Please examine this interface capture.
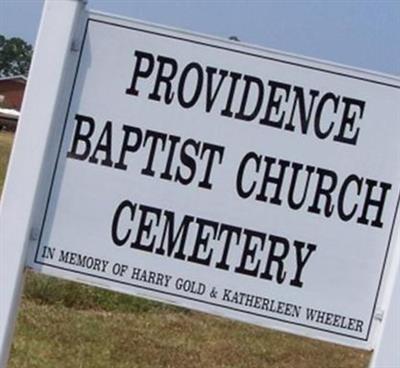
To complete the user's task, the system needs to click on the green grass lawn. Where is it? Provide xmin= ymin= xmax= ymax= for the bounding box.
xmin=0 ymin=130 xmax=14 ymax=195
xmin=1 ymin=131 xmax=370 ymax=367
xmin=10 ymin=279 xmax=370 ymax=368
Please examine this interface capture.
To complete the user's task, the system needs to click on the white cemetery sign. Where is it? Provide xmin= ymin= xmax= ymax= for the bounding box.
xmin=1 ymin=1 xmax=399 ymax=366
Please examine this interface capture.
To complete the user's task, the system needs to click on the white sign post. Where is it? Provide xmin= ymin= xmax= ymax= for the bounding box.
xmin=370 ymin=228 xmax=400 ymax=368
xmin=1 ymin=1 xmax=399 ymax=366
xmin=0 ymin=1 xmax=87 ymax=366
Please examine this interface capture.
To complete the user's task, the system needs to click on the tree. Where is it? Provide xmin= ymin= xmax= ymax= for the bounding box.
xmin=0 ymin=35 xmax=33 ymax=77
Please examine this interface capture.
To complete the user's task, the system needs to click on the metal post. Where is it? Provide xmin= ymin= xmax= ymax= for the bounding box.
xmin=0 ymin=1 xmax=87 ymax=366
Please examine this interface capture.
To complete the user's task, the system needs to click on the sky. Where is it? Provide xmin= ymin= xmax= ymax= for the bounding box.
xmin=0 ymin=0 xmax=399 ymax=76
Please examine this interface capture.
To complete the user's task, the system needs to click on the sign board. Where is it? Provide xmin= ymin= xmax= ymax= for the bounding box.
xmin=17 ymin=10 xmax=400 ymax=351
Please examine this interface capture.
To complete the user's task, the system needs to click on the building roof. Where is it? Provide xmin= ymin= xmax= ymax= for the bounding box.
xmin=0 ymin=75 xmax=27 ymax=84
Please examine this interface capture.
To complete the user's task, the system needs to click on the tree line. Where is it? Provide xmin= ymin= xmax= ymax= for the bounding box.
xmin=0 ymin=35 xmax=32 ymax=78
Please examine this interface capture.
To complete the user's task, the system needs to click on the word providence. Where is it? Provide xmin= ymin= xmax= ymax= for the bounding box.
xmin=126 ymin=50 xmax=365 ymax=146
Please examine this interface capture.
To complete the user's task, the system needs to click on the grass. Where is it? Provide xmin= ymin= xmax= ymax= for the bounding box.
xmin=0 ymin=130 xmax=14 ymax=195
xmin=23 ymin=272 xmax=172 ymax=314
xmin=1 ymin=131 xmax=371 ymax=367
xmin=9 ymin=290 xmax=370 ymax=368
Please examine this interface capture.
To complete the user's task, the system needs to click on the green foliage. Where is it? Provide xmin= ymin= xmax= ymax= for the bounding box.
xmin=0 ymin=35 xmax=32 ymax=77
